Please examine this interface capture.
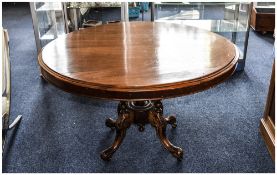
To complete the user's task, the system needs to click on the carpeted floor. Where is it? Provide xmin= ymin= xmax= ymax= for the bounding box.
xmin=2 ymin=3 xmax=275 ymax=173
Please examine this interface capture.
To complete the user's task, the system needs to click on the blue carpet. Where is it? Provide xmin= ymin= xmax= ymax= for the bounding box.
xmin=2 ymin=2 xmax=275 ymax=173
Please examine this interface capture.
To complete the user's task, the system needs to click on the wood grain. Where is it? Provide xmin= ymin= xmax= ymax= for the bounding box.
xmin=38 ymin=22 xmax=239 ymax=100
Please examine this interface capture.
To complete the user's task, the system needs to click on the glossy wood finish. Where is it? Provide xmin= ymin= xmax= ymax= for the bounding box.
xmin=38 ymin=22 xmax=239 ymax=100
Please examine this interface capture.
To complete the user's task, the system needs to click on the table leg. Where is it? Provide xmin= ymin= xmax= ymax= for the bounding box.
xmin=100 ymin=100 xmax=183 ymax=161
xmin=101 ymin=102 xmax=132 ymax=161
xmin=149 ymin=101 xmax=183 ymax=160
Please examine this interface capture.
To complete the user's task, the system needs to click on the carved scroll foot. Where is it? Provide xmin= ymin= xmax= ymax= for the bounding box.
xmin=105 ymin=118 xmax=116 ymax=130
xmin=100 ymin=128 xmax=126 ymax=161
xmin=101 ymin=102 xmax=132 ymax=161
xmin=101 ymin=100 xmax=183 ymax=161
xmin=150 ymin=101 xmax=183 ymax=160
xmin=150 ymin=113 xmax=183 ymax=160
xmin=165 ymin=115 xmax=177 ymax=128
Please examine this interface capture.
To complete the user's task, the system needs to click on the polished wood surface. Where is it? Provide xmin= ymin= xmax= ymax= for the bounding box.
xmin=38 ymin=22 xmax=239 ymax=100
xmin=38 ymin=22 xmax=239 ymax=161
xmin=260 ymin=62 xmax=275 ymax=161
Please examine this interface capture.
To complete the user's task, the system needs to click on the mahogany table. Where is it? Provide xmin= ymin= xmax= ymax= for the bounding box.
xmin=38 ymin=22 xmax=239 ymax=161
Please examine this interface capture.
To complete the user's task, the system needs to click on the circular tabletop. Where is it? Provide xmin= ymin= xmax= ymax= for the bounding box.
xmin=38 ymin=22 xmax=239 ymax=100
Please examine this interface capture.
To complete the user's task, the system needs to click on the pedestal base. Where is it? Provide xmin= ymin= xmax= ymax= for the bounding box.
xmin=100 ymin=100 xmax=183 ymax=161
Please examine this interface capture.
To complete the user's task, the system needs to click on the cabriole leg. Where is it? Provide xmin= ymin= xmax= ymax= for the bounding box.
xmin=101 ymin=100 xmax=183 ymax=161
xmin=149 ymin=101 xmax=183 ymax=160
xmin=101 ymin=102 xmax=132 ymax=161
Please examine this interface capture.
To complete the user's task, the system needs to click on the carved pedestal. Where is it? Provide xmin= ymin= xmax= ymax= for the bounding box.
xmin=100 ymin=100 xmax=183 ymax=161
